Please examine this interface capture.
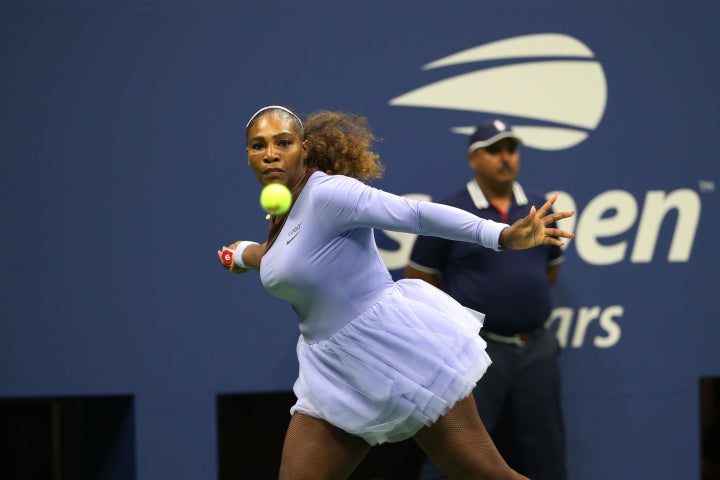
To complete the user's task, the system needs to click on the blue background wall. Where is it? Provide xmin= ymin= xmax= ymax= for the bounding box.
xmin=2 ymin=1 xmax=718 ymax=478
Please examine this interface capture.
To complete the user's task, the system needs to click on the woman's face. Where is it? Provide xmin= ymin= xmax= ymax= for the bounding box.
xmin=246 ymin=113 xmax=307 ymax=187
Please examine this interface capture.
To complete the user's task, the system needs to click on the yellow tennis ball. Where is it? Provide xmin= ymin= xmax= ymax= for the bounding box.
xmin=260 ymin=183 xmax=292 ymax=215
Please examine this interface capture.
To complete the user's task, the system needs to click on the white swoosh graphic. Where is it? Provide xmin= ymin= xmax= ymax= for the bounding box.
xmin=390 ymin=61 xmax=607 ymax=130
xmin=390 ymin=33 xmax=608 ymax=151
xmin=422 ymin=33 xmax=594 ymax=70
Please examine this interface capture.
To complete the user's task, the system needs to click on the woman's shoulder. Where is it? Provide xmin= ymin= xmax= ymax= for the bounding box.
xmin=308 ymin=171 xmax=364 ymax=189
xmin=306 ymin=171 xmax=369 ymax=204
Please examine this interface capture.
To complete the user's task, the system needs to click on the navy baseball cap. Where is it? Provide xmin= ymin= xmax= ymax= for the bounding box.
xmin=468 ymin=119 xmax=523 ymax=153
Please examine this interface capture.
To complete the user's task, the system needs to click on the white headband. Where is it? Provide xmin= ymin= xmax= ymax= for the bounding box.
xmin=245 ymin=105 xmax=303 ymax=129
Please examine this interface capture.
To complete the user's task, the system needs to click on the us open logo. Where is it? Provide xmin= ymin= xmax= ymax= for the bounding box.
xmin=382 ymin=35 xmax=705 ymax=349
xmin=388 ymin=33 xmax=607 ymax=151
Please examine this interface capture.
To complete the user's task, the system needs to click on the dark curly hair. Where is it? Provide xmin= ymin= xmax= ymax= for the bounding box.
xmin=303 ymin=110 xmax=385 ymax=181
xmin=245 ymin=107 xmax=385 ymax=182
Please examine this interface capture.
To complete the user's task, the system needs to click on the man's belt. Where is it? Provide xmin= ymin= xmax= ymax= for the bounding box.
xmin=480 ymin=327 xmax=542 ymax=347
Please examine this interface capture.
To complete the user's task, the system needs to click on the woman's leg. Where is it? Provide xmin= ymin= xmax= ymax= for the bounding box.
xmin=413 ymin=395 xmax=528 ymax=480
xmin=278 ymin=412 xmax=371 ymax=480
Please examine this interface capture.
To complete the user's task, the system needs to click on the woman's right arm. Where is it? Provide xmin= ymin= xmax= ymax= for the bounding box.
xmin=217 ymin=241 xmax=266 ymax=273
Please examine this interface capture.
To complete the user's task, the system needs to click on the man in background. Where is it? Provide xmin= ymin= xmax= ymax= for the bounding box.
xmin=406 ymin=119 xmax=567 ymax=480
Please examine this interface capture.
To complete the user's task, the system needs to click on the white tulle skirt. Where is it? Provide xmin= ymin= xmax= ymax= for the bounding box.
xmin=290 ymin=279 xmax=491 ymax=445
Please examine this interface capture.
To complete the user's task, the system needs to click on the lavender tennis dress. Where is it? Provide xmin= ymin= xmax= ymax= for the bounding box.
xmin=259 ymin=171 xmax=507 ymax=445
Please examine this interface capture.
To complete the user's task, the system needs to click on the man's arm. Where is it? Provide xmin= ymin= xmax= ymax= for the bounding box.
xmin=405 ymin=265 xmax=443 ymax=289
xmin=546 ymin=264 xmax=560 ymax=286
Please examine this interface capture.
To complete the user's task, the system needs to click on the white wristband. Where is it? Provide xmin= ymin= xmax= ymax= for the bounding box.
xmin=233 ymin=241 xmax=259 ymax=269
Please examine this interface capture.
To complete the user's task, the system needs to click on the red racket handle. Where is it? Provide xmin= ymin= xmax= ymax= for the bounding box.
xmin=220 ymin=248 xmax=234 ymax=266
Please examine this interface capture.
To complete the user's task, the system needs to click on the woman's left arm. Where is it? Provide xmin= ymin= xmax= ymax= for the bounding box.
xmin=314 ymin=177 xmax=573 ymax=250
xmin=498 ymin=193 xmax=574 ymax=250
